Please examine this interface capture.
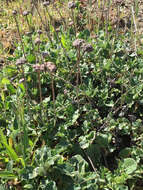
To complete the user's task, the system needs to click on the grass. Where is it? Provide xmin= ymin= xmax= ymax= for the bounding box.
xmin=0 ymin=0 xmax=143 ymax=189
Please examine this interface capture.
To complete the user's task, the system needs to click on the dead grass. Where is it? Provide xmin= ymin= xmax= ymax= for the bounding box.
xmin=0 ymin=0 xmax=68 ymax=57
xmin=1 ymin=0 xmax=143 ymax=58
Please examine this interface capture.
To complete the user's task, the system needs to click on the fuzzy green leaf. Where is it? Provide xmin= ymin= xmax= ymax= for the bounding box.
xmin=122 ymin=158 xmax=137 ymax=174
xmin=0 ymin=129 xmax=18 ymax=161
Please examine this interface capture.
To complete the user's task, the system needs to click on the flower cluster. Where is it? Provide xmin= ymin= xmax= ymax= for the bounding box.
xmin=16 ymin=57 xmax=27 ymax=66
xmin=72 ymin=39 xmax=85 ymax=48
xmin=73 ymin=39 xmax=93 ymax=53
xmin=33 ymin=62 xmax=56 ymax=73
xmin=68 ymin=1 xmax=76 ymax=9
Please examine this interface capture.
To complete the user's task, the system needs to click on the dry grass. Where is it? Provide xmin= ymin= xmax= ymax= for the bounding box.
xmin=1 ymin=0 xmax=143 ymax=58
xmin=0 ymin=0 xmax=68 ymax=57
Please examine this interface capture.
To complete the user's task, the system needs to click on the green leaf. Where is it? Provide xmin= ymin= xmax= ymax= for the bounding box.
xmin=29 ymin=167 xmax=44 ymax=179
xmin=27 ymin=54 xmax=36 ymax=63
xmin=1 ymin=91 xmax=5 ymax=102
xmin=0 ymin=184 xmax=7 ymax=190
xmin=7 ymin=84 xmax=16 ymax=94
xmin=17 ymin=158 xmax=25 ymax=167
xmin=1 ymin=78 xmax=10 ymax=85
xmin=96 ymin=133 xmax=112 ymax=148
xmin=72 ymin=110 xmax=80 ymax=125
xmin=122 ymin=158 xmax=137 ymax=174
xmin=70 ymin=155 xmax=88 ymax=173
xmin=0 ymin=171 xmax=17 ymax=179
xmin=114 ymin=173 xmax=128 ymax=184
xmin=117 ymin=185 xmax=128 ymax=190
xmin=119 ymin=148 xmax=131 ymax=158
xmin=105 ymin=100 xmax=114 ymax=107
xmin=103 ymin=59 xmax=111 ymax=70
xmin=45 ymin=181 xmax=57 ymax=190
xmin=18 ymin=83 xmax=25 ymax=93
xmin=0 ymin=129 xmax=7 ymax=144
xmin=86 ymin=144 xmax=101 ymax=165
xmin=79 ymin=136 xmax=90 ymax=149
xmin=23 ymin=184 xmax=33 ymax=189
xmin=61 ymin=34 xmax=68 ymax=49
xmin=0 ymin=129 xmax=18 ymax=161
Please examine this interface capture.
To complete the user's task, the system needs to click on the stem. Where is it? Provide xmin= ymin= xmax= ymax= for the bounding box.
xmin=116 ymin=4 xmax=120 ymax=37
xmin=51 ymin=74 xmax=56 ymax=126
xmin=105 ymin=9 xmax=108 ymax=40
xmin=33 ymin=3 xmax=53 ymax=45
xmin=14 ymin=17 xmax=25 ymax=57
xmin=77 ymin=47 xmax=82 ymax=85
xmin=43 ymin=5 xmax=70 ymax=65
xmin=37 ymin=71 xmax=42 ymax=103
xmin=53 ymin=4 xmax=67 ymax=30
xmin=71 ymin=9 xmax=77 ymax=36
xmin=51 ymin=74 xmax=55 ymax=106
xmin=25 ymin=15 xmax=31 ymax=31
xmin=82 ymin=149 xmax=97 ymax=172
xmin=44 ymin=7 xmax=59 ymax=41
xmin=131 ymin=6 xmax=137 ymax=54
xmin=14 ymin=16 xmax=30 ymax=102
xmin=25 ymin=16 xmax=35 ymax=50
xmin=76 ymin=47 xmax=81 ymax=109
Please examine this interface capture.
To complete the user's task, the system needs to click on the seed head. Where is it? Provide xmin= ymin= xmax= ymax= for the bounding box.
xmin=42 ymin=51 xmax=49 ymax=58
xmin=43 ymin=1 xmax=50 ymax=6
xmin=73 ymin=39 xmax=85 ymax=48
xmin=12 ymin=10 xmax=17 ymax=15
xmin=115 ymin=0 xmax=123 ymax=4
xmin=37 ymin=30 xmax=42 ymax=35
xmin=82 ymin=43 xmax=93 ymax=53
xmin=19 ymin=78 xmax=25 ymax=83
xmin=23 ymin=10 xmax=30 ymax=16
xmin=34 ymin=38 xmax=41 ymax=45
xmin=16 ymin=57 xmax=26 ymax=66
xmin=68 ymin=1 xmax=76 ymax=9
xmin=33 ymin=64 xmax=41 ymax=71
xmin=44 ymin=62 xmax=56 ymax=73
xmin=40 ymin=64 xmax=45 ymax=71
xmin=69 ymin=21 xmax=74 ymax=26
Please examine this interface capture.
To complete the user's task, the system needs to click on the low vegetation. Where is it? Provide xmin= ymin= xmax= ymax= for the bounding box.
xmin=0 ymin=0 xmax=143 ymax=189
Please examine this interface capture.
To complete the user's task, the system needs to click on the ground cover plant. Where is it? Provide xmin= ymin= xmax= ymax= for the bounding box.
xmin=0 ymin=0 xmax=143 ymax=189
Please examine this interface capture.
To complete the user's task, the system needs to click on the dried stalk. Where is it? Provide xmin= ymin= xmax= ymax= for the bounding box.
xmin=131 ymin=6 xmax=137 ymax=54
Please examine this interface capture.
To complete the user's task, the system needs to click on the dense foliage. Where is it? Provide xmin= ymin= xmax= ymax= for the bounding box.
xmin=0 ymin=0 xmax=143 ymax=189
